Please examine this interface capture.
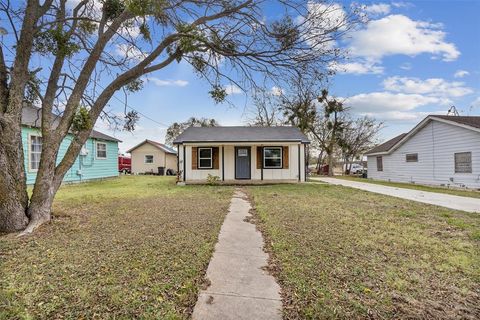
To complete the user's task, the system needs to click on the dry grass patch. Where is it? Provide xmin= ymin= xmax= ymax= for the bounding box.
xmin=248 ymin=183 xmax=480 ymax=319
xmin=1 ymin=176 xmax=233 ymax=319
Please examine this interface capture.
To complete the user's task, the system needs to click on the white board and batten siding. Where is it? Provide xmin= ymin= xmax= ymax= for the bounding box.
xmin=180 ymin=143 xmax=306 ymax=182
xmin=368 ymin=120 xmax=480 ymax=188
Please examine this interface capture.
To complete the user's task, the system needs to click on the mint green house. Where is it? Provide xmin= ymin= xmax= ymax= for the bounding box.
xmin=22 ymin=107 xmax=121 ymax=185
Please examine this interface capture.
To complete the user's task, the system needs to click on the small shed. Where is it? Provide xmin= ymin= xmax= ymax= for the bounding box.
xmin=127 ymin=139 xmax=177 ymax=175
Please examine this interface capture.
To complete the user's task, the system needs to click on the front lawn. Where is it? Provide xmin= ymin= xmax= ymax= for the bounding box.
xmin=1 ymin=176 xmax=233 ymax=319
xmin=335 ymin=175 xmax=480 ymax=199
xmin=248 ymin=183 xmax=480 ymax=319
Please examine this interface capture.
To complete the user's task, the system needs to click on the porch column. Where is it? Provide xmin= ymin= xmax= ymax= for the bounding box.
xmin=260 ymin=146 xmax=264 ymax=181
xmin=183 ymin=145 xmax=186 ymax=182
xmin=221 ymin=145 xmax=225 ymax=182
xmin=298 ymin=144 xmax=301 ymax=182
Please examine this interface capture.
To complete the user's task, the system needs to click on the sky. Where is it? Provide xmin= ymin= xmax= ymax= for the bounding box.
xmin=4 ymin=1 xmax=479 ymax=153
xmin=97 ymin=0 xmax=479 ymax=153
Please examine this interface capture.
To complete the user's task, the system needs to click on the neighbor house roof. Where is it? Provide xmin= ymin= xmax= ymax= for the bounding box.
xmin=22 ymin=106 xmax=121 ymax=142
xmin=365 ymin=133 xmax=407 ymax=155
xmin=127 ymin=139 xmax=177 ymax=154
xmin=366 ymin=115 xmax=480 ymax=155
xmin=172 ymin=126 xmax=310 ymax=144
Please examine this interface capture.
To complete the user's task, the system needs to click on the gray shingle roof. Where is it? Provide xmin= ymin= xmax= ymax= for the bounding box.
xmin=173 ymin=126 xmax=310 ymax=144
xmin=365 ymin=133 xmax=407 ymax=155
xmin=431 ymin=115 xmax=480 ymax=129
xmin=22 ymin=106 xmax=121 ymax=142
xmin=365 ymin=114 xmax=480 ymax=155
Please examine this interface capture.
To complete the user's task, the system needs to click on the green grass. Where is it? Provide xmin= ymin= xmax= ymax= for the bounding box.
xmin=247 ymin=183 xmax=480 ymax=319
xmin=334 ymin=175 xmax=480 ymax=199
xmin=1 ymin=176 xmax=233 ymax=319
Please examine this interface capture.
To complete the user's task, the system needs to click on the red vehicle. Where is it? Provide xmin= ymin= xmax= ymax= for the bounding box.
xmin=118 ymin=156 xmax=131 ymax=174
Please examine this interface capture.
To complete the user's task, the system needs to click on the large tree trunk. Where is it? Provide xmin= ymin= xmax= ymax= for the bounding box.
xmin=21 ymin=140 xmax=60 ymax=234
xmin=0 ymin=117 xmax=29 ymax=232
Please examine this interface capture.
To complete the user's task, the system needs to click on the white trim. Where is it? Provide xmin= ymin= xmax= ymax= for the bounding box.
xmin=263 ymin=147 xmax=283 ymax=169
xmin=95 ymin=141 xmax=107 ymax=159
xmin=144 ymin=154 xmax=154 ymax=164
xmin=28 ymin=133 xmax=42 ymax=172
xmin=198 ymin=147 xmax=213 ymax=169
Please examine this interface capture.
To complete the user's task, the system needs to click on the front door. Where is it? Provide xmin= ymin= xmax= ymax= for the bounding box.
xmin=235 ymin=147 xmax=251 ymax=179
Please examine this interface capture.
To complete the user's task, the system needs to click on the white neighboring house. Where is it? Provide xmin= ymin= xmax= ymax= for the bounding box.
xmin=173 ymin=126 xmax=310 ymax=184
xmin=366 ymin=115 xmax=480 ymax=189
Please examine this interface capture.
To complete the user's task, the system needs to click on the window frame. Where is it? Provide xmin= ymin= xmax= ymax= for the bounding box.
xmin=263 ymin=146 xmax=283 ymax=169
xmin=96 ymin=142 xmax=107 ymax=159
xmin=454 ymin=152 xmax=472 ymax=173
xmin=376 ymin=156 xmax=383 ymax=172
xmin=197 ymin=147 xmax=213 ymax=169
xmin=28 ymin=134 xmax=42 ymax=172
xmin=144 ymin=155 xmax=154 ymax=164
xmin=406 ymin=153 xmax=418 ymax=162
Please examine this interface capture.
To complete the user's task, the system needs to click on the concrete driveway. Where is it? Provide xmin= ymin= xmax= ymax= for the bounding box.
xmin=312 ymin=177 xmax=480 ymax=213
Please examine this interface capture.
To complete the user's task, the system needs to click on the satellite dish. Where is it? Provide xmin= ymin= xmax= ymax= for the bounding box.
xmin=0 ymin=27 xmax=7 ymax=36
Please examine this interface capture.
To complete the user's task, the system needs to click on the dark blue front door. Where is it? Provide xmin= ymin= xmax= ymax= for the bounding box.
xmin=235 ymin=147 xmax=251 ymax=179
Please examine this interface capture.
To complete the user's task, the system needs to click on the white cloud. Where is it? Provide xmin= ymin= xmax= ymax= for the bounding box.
xmin=115 ymin=44 xmax=148 ymax=62
xmin=364 ymin=3 xmax=391 ymax=16
xmin=333 ymin=61 xmax=384 ymax=74
xmin=270 ymin=86 xmax=284 ymax=96
xmin=383 ymin=76 xmax=473 ymax=98
xmin=345 ymin=92 xmax=450 ymax=114
xmin=454 ymin=70 xmax=469 ymax=78
xmin=392 ymin=2 xmax=413 ymax=8
xmin=149 ymin=78 xmax=189 ymax=87
xmin=225 ymin=84 xmax=242 ymax=95
xmin=349 ymin=14 xmax=460 ymax=62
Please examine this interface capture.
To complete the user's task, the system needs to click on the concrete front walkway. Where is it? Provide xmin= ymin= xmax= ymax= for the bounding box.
xmin=192 ymin=189 xmax=282 ymax=320
xmin=312 ymin=177 xmax=480 ymax=213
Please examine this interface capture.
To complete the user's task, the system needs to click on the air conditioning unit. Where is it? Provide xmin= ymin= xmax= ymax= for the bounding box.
xmin=80 ymin=146 xmax=89 ymax=156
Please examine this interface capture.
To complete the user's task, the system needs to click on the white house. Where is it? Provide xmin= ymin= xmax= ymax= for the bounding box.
xmin=173 ymin=126 xmax=309 ymax=184
xmin=366 ymin=115 xmax=480 ymax=189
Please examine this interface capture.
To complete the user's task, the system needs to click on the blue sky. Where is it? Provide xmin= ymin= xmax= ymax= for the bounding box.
xmin=99 ymin=0 xmax=479 ymax=153
xmin=4 ymin=1 xmax=478 ymax=152
xmin=99 ymin=1 xmax=479 ymax=152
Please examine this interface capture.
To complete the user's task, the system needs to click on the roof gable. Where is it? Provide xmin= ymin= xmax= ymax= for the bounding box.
xmin=127 ymin=139 xmax=177 ymax=154
xmin=366 ymin=115 xmax=480 ymax=155
xmin=173 ymin=126 xmax=310 ymax=144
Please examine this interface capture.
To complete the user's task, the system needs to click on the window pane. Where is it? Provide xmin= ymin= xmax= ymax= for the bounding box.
xmin=145 ymin=155 xmax=153 ymax=163
xmin=31 ymin=153 xmax=40 ymax=169
xmin=264 ymin=148 xmax=281 ymax=158
xmin=406 ymin=153 xmax=418 ymax=162
xmin=376 ymin=156 xmax=383 ymax=171
xmin=97 ymin=143 xmax=107 ymax=158
xmin=264 ymin=158 xmax=281 ymax=168
xmin=455 ymin=152 xmax=472 ymax=173
xmin=199 ymin=148 xmax=212 ymax=158
xmin=31 ymin=136 xmax=42 ymax=152
xmin=199 ymin=158 xmax=212 ymax=168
